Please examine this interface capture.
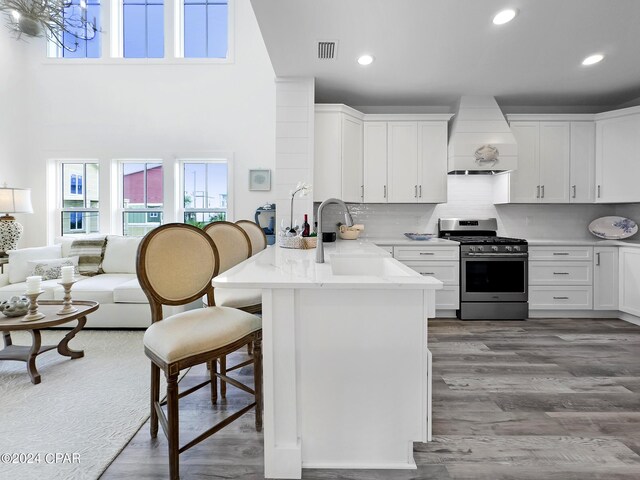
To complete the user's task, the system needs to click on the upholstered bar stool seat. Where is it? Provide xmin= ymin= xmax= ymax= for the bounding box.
xmin=144 ymin=307 xmax=261 ymax=363
xmin=214 ymin=288 xmax=262 ymax=310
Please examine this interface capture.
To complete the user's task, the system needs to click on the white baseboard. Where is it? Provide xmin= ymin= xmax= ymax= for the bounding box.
xmin=528 ymin=310 xmax=619 ymax=319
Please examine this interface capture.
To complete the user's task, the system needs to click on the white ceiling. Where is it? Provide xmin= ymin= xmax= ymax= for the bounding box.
xmin=250 ymin=0 xmax=640 ymax=111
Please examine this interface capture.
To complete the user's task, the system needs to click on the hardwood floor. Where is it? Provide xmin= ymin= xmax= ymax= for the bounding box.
xmin=101 ymin=318 xmax=640 ymax=479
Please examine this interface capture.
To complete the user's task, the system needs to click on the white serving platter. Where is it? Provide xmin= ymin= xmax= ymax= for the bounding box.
xmin=588 ymin=216 xmax=638 ymax=240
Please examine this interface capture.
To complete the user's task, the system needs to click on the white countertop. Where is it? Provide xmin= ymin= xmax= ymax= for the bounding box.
xmin=366 ymin=237 xmax=459 ymax=246
xmin=526 ymin=238 xmax=640 ymax=247
xmin=213 ymin=240 xmax=443 ymax=290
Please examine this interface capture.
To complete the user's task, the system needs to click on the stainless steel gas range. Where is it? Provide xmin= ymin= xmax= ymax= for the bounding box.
xmin=439 ymin=218 xmax=529 ymax=320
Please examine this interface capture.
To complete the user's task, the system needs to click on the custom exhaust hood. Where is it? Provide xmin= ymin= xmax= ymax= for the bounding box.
xmin=448 ymin=96 xmax=518 ymax=175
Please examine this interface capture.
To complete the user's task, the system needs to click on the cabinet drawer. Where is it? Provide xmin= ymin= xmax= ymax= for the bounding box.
xmin=394 ymin=246 xmax=459 ymax=261
xmin=436 ymin=287 xmax=459 ymax=310
xmin=529 ymin=262 xmax=592 ymax=285
xmin=376 ymin=245 xmax=394 ymax=255
xmin=530 ymin=286 xmax=593 ymax=310
xmin=529 ymin=246 xmax=593 ymax=261
xmin=404 ymin=261 xmax=459 ymax=285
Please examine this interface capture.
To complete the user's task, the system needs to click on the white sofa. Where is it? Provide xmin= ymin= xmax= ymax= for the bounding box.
xmin=0 ymin=235 xmax=190 ymax=328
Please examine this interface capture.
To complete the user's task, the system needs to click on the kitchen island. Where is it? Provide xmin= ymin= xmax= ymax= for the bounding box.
xmin=213 ymin=241 xmax=442 ymax=479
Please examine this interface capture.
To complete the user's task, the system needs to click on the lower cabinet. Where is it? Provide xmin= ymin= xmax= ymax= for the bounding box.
xmin=529 ymin=286 xmax=593 ymax=310
xmin=619 ymin=247 xmax=640 ymax=316
xmin=594 ymin=247 xmax=618 ymax=310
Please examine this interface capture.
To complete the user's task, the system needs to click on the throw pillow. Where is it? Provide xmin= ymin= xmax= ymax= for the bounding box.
xmin=7 ymin=245 xmax=62 ymax=284
xmin=101 ymin=235 xmax=142 ymax=274
xmin=69 ymin=237 xmax=107 ymax=276
xmin=28 ymin=257 xmax=80 ymax=281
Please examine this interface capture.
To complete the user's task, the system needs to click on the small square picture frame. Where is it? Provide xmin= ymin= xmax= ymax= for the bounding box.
xmin=249 ymin=169 xmax=271 ymax=191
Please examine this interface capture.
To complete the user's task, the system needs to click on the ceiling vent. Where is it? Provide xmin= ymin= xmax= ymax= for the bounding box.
xmin=317 ymin=41 xmax=337 ymax=60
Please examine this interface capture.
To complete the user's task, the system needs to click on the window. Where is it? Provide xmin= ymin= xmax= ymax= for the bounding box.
xmin=183 ymin=0 xmax=228 ymax=58
xmin=123 ymin=0 xmax=164 ymax=58
xmin=121 ymin=162 xmax=163 ymax=236
xmin=183 ymin=161 xmax=227 ymax=227
xmin=61 ymin=163 xmax=100 ymax=235
xmin=52 ymin=0 xmax=101 ymax=58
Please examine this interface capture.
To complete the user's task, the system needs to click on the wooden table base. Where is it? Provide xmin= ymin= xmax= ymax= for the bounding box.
xmin=0 ymin=317 xmax=87 ymax=384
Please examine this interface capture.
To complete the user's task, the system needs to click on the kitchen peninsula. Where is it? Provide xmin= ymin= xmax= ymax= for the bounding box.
xmin=213 ymin=241 xmax=442 ymax=479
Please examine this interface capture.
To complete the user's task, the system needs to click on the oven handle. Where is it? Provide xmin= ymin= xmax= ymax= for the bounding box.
xmin=464 ymin=253 xmax=529 ymax=258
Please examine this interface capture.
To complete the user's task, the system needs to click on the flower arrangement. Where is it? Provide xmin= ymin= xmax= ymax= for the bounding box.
xmin=285 ymin=182 xmax=312 ymax=235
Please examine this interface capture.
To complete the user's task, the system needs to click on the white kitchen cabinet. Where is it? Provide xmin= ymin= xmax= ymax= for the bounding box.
xmin=363 ymin=122 xmax=388 ymax=202
xmin=418 ymin=122 xmax=448 ymax=203
xmin=595 ymin=111 xmax=640 ymax=203
xmin=594 ymin=247 xmax=618 ymax=310
xmin=507 ymin=121 xmax=570 ymax=203
xmin=388 ymin=122 xmax=419 ymax=202
xmin=619 ymin=247 xmax=640 ymax=316
xmin=529 ymin=286 xmax=593 ymax=310
xmin=570 ymin=122 xmax=596 ymax=203
xmin=314 ymin=106 xmax=363 ymax=203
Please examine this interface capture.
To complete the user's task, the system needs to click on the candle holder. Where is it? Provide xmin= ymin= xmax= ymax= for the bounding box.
xmin=57 ymin=279 xmax=78 ymax=315
xmin=23 ymin=291 xmax=45 ymax=322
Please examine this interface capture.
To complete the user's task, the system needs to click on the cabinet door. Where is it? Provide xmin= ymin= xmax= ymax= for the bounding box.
xmin=417 ymin=122 xmax=448 ymax=203
xmin=596 ymin=115 xmax=640 ymax=203
xmin=313 ymin=112 xmax=342 ymax=201
xmin=509 ymin=122 xmax=540 ymax=203
xmin=594 ymin=247 xmax=618 ymax=310
xmin=363 ymin=122 xmax=388 ymax=203
xmin=387 ymin=122 xmax=419 ymax=203
xmin=619 ymin=248 xmax=640 ymax=316
xmin=539 ymin=122 xmax=570 ymax=203
xmin=341 ymin=115 xmax=363 ymax=203
xmin=569 ymin=122 xmax=595 ymax=203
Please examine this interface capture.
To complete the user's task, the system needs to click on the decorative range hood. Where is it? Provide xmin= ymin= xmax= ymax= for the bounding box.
xmin=448 ymin=96 xmax=518 ymax=175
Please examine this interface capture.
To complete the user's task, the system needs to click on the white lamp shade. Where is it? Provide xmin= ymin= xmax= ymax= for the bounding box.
xmin=0 ymin=187 xmax=33 ymax=214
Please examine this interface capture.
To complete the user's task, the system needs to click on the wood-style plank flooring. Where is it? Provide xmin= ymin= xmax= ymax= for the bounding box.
xmin=102 ymin=318 xmax=640 ymax=479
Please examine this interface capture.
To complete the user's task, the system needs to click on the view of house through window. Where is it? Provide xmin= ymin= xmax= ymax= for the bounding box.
xmin=61 ymin=163 xmax=100 ymax=235
xmin=122 ymin=162 xmax=164 ymax=236
xmin=183 ymin=161 xmax=227 ymax=227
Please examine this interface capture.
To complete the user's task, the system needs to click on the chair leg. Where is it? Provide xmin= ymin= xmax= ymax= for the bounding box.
xmin=247 ymin=341 xmax=253 ymax=356
xmin=209 ymin=360 xmax=218 ymax=405
xmin=150 ymin=363 xmax=160 ymax=438
xmin=253 ymin=334 xmax=263 ymax=432
xmin=166 ymin=372 xmax=180 ymax=480
xmin=219 ymin=356 xmax=227 ymax=398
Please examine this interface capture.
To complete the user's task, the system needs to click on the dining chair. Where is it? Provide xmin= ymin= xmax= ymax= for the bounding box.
xmin=236 ymin=219 xmax=268 ymax=256
xmin=137 ymin=223 xmax=262 ymax=480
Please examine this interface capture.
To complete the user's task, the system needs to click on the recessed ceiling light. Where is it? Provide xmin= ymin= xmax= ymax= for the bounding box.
xmin=582 ymin=54 xmax=604 ymax=66
xmin=493 ymin=9 xmax=517 ymax=25
xmin=357 ymin=55 xmax=374 ymax=66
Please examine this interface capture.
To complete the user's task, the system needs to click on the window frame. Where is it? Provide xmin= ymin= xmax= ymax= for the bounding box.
xmin=179 ymin=158 xmax=232 ymax=226
xmin=174 ymin=0 xmax=234 ymax=61
xmin=58 ymin=160 xmax=101 ymax=237
xmin=118 ymin=159 xmax=165 ymax=236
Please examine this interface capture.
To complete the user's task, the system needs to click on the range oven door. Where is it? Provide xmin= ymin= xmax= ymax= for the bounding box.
xmin=461 ymin=254 xmax=528 ymax=303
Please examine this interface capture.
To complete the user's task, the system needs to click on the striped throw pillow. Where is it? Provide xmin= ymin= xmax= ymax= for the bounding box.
xmin=69 ymin=237 xmax=107 ymax=276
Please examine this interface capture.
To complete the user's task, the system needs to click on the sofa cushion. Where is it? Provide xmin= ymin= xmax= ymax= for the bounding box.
xmin=113 ymin=278 xmax=148 ymax=304
xmin=7 ymin=245 xmax=62 ymax=284
xmin=28 ymin=256 xmax=79 ymax=280
xmin=0 ymin=279 xmax=64 ymax=301
xmin=69 ymin=237 xmax=107 ymax=276
xmin=56 ymin=234 xmax=106 ymax=258
xmin=102 ymin=236 xmax=141 ymax=274
xmin=54 ymin=274 xmax=136 ymax=304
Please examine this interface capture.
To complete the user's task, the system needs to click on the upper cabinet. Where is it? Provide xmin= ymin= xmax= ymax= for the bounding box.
xmin=364 ymin=119 xmax=448 ymax=204
xmin=314 ymin=105 xmax=363 ymax=203
xmin=595 ymin=109 xmax=640 ymax=203
xmin=498 ymin=117 xmax=594 ymax=204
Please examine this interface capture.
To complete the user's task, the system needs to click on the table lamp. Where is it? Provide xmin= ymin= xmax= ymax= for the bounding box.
xmin=0 ymin=185 xmax=33 ymax=257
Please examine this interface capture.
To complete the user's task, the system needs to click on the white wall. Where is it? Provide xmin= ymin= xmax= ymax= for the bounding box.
xmin=319 ymin=176 xmax=616 ymax=240
xmin=15 ymin=0 xmax=275 ymax=246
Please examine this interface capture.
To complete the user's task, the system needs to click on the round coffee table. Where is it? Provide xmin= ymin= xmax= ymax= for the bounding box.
xmin=0 ymin=300 xmax=99 ymax=384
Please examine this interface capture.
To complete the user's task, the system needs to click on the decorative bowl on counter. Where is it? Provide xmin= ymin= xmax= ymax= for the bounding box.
xmin=588 ymin=216 xmax=638 ymax=240
xmin=278 ymin=235 xmax=318 ymax=249
xmin=404 ymin=233 xmax=436 ymax=241
xmin=338 ymin=224 xmax=364 ymax=240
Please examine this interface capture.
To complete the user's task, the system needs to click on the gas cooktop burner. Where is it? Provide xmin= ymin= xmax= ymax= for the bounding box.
xmin=445 ymin=235 xmax=528 ymax=245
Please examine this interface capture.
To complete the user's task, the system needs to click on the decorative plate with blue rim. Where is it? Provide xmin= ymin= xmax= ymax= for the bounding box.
xmin=588 ymin=216 xmax=638 ymax=240
xmin=404 ymin=233 xmax=436 ymax=241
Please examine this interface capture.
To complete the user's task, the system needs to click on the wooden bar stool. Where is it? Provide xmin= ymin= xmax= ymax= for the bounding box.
xmin=137 ymin=223 xmax=262 ymax=480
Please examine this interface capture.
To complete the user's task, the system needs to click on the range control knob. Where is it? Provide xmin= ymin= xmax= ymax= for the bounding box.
xmin=491 ymin=246 xmax=499 ymax=252
xmin=514 ymin=246 xmax=520 ymax=251
xmin=506 ymin=246 xmax=513 ymax=251
xmin=469 ymin=246 xmax=476 ymax=252
xmin=477 ymin=246 xmax=484 ymax=252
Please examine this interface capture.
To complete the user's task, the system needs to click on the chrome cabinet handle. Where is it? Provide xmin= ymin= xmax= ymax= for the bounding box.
xmin=414 ymin=185 xmax=417 ymax=198
xmin=419 ymin=252 xmax=435 ymax=255
xmin=536 ymin=186 xmax=540 ymax=198
xmin=361 ymin=185 xmax=364 ymax=199
xmin=419 ymin=185 xmax=422 ymax=198
xmin=553 ymin=252 xmax=569 ymax=256
xmin=383 ymin=185 xmax=387 ymax=198
xmin=572 ymin=185 xmax=576 ymax=198
xmin=553 ymin=272 xmax=570 ymax=275
xmin=541 ymin=185 xmax=545 ymax=198
xmin=597 ymin=185 xmax=601 ymax=198
xmin=553 ymin=296 xmax=569 ymax=300
xmin=596 ymin=252 xmax=601 ymax=266
xmin=421 ymin=272 xmax=435 ymax=275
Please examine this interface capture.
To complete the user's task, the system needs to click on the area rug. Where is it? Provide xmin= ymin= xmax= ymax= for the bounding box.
xmin=0 ymin=330 xmax=160 ymax=480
